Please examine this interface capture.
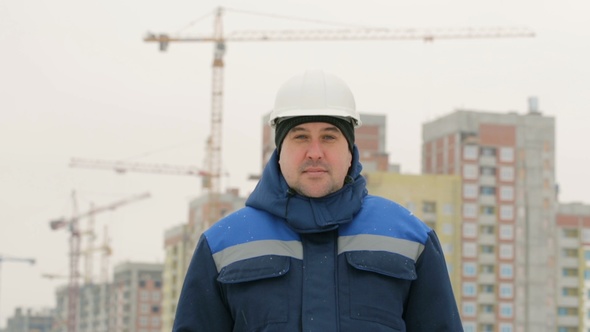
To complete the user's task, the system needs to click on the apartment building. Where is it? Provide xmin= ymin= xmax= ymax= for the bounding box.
xmin=365 ymin=172 xmax=463 ymax=299
xmin=422 ymin=106 xmax=556 ymax=332
xmin=111 ymin=262 xmax=163 ymax=332
xmin=555 ymin=202 xmax=590 ymax=332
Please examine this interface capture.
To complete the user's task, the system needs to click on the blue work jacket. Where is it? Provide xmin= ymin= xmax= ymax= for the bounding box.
xmin=173 ymin=148 xmax=463 ymax=331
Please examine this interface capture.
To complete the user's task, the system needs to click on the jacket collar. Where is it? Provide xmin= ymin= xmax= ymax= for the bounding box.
xmin=245 ymin=146 xmax=367 ymax=233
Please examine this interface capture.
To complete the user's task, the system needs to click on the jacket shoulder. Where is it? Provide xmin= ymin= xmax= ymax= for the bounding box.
xmin=204 ymin=207 xmax=299 ymax=254
xmin=342 ymin=195 xmax=432 ymax=244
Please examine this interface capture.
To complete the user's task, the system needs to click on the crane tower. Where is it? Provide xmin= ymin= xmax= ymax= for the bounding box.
xmin=144 ymin=7 xmax=535 ymax=229
xmin=49 ymin=191 xmax=150 ymax=332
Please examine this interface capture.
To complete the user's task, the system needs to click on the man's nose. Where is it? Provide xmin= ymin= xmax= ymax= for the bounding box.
xmin=306 ymin=139 xmax=324 ymax=160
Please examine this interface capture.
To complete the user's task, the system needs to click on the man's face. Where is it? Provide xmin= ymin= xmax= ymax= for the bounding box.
xmin=279 ymin=122 xmax=352 ymax=198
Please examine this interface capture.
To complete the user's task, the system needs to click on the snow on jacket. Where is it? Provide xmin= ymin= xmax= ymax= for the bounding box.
xmin=173 ymin=147 xmax=463 ymax=332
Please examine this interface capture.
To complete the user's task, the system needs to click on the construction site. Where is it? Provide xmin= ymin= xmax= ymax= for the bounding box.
xmin=1 ymin=2 xmax=590 ymax=332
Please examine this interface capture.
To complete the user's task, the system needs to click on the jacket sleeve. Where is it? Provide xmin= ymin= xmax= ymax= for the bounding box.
xmin=403 ymin=231 xmax=463 ymax=332
xmin=173 ymin=234 xmax=234 ymax=331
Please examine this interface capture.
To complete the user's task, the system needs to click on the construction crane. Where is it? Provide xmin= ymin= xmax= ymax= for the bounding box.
xmin=49 ymin=191 xmax=150 ymax=332
xmin=0 ymin=255 xmax=35 ymax=328
xmin=143 ymin=6 xmax=534 ymax=229
xmin=69 ymin=157 xmax=227 ymax=195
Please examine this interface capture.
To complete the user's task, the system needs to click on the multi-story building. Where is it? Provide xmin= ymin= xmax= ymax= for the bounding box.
xmin=161 ymin=224 xmax=190 ymax=332
xmin=111 ymin=262 xmax=163 ymax=332
xmin=555 ymin=202 xmax=590 ymax=332
xmin=1 ymin=307 xmax=54 ymax=332
xmin=422 ymin=105 xmax=556 ymax=332
xmin=161 ymin=188 xmax=247 ymax=331
xmin=365 ymin=172 xmax=463 ymax=299
xmin=261 ymin=113 xmax=395 ymax=172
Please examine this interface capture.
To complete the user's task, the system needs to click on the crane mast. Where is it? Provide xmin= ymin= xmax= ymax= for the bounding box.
xmin=49 ymin=191 xmax=150 ymax=332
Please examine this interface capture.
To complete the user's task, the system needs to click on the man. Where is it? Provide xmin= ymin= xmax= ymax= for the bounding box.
xmin=173 ymin=70 xmax=463 ymax=331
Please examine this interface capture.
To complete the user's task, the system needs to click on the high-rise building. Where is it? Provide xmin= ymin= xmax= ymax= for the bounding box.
xmin=111 ymin=262 xmax=163 ymax=332
xmin=555 ymin=202 xmax=590 ymax=332
xmin=422 ymin=108 xmax=557 ymax=332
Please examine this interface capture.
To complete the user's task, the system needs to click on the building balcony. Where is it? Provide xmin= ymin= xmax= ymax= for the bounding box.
xmin=556 ymin=316 xmax=580 ymax=327
xmin=479 ymin=156 xmax=497 ymax=167
xmin=478 ymin=215 xmax=497 ymax=225
xmin=477 ymin=312 xmax=496 ymax=324
xmin=477 ymin=293 xmax=495 ymax=303
xmin=479 ymin=175 xmax=496 ymax=187
xmin=479 ymin=234 xmax=496 ymax=245
xmin=478 ymin=273 xmax=496 ymax=284
xmin=478 ymin=253 xmax=496 ymax=264
xmin=479 ymin=195 xmax=496 ymax=206
xmin=558 ymin=238 xmax=580 ymax=249
xmin=556 ymin=296 xmax=579 ymax=307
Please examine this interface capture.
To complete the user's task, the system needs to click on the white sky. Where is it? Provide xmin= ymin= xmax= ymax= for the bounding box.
xmin=1 ymin=0 xmax=589 ymax=326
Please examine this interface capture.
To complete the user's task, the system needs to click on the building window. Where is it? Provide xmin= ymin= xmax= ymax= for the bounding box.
xmin=500 ymin=264 xmax=513 ymax=278
xmin=463 ymin=223 xmax=477 ymax=237
xmin=463 ymin=322 xmax=476 ymax=332
xmin=562 ymin=268 xmax=578 ymax=277
xmin=480 ymin=304 xmax=494 ymax=313
xmin=499 ymin=205 xmax=514 ymax=220
xmin=562 ymin=228 xmax=578 ymax=238
xmin=480 ymin=186 xmax=496 ymax=196
xmin=481 ymin=147 xmax=497 ymax=157
xmin=499 ymin=284 xmax=513 ymax=298
xmin=480 ymin=166 xmax=496 ymax=176
xmin=480 ymin=225 xmax=494 ymax=235
xmin=562 ymin=287 xmax=578 ymax=296
xmin=463 ymin=164 xmax=478 ymax=180
xmin=463 ymin=302 xmax=476 ymax=317
xmin=463 ymin=282 xmax=476 ymax=296
xmin=562 ymin=248 xmax=578 ymax=258
xmin=463 ymin=242 xmax=477 ymax=258
xmin=443 ymin=203 xmax=454 ymax=215
xmin=480 ymin=206 xmax=495 ymax=216
xmin=463 ymin=263 xmax=476 ymax=277
xmin=499 ymin=166 xmax=515 ymax=182
xmin=499 ymin=186 xmax=514 ymax=201
xmin=422 ymin=201 xmax=436 ymax=213
xmin=480 ymin=284 xmax=494 ymax=293
xmin=481 ymin=245 xmax=494 ymax=254
xmin=500 ymin=303 xmax=513 ymax=317
xmin=442 ymin=223 xmax=453 ymax=235
xmin=480 ymin=264 xmax=494 ymax=274
xmin=499 ymin=323 xmax=513 ymax=332
xmin=463 ymin=184 xmax=478 ymax=199
xmin=463 ymin=203 xmax=477 ymax=218
xmin=499 ymin=147 xmax=514 ymax=162
xmin=499 ymin=225 xmax=514 ymax=240
xmin=463 ymin=145 xmax=478 ymax=160
xmin=499 ymin=244 xmax=514 ymax=259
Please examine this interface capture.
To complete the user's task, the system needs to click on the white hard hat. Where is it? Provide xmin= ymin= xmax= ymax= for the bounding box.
xmin=268 ymin=69 xmax=362 ymax=128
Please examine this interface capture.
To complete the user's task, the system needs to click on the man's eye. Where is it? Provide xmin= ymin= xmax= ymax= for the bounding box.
xmin=323 ymin=135 xmax=336 ymax=141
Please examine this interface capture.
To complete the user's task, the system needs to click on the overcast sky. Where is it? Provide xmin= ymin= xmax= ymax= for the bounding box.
xmin=1 ymin=0 xmax=589 ymax=326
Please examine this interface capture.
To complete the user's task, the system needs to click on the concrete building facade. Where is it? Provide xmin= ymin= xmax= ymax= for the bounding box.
xmin=422 ymin=109 xmax=556 ymax=332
